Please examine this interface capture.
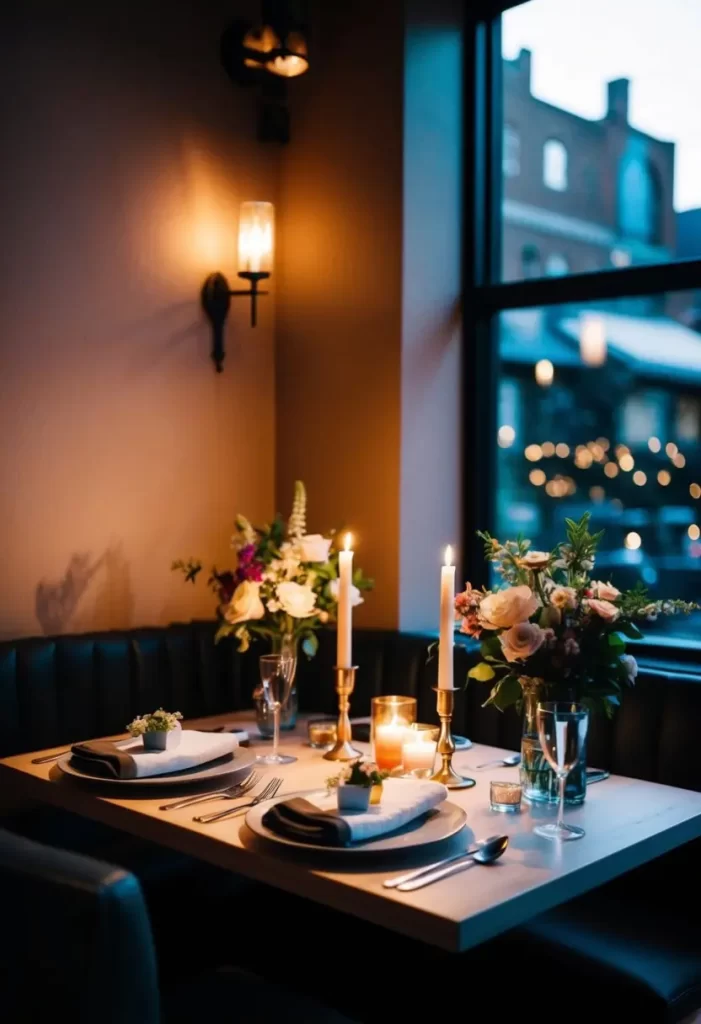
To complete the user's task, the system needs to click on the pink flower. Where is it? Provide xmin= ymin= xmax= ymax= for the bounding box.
xmin=586 ymin=598 xmax=620 ymax=622
xmin=550 ymin=586 xmax=577 ymax=611
xmin=458 ymin=610 xmax=482 ymax=638
xmin=455 ymin=583 xmax=482 ymax=617
xmin=591 ymin=580 xmax=620 ymax=601
xmin=479 ymin=586 xmax=539 ymax=630
xmin=499 ymin=622 xmax=546 ymax=663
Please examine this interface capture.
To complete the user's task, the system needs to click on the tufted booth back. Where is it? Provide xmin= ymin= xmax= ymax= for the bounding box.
xmin=1 ymin=621 xmax=701 ymax=792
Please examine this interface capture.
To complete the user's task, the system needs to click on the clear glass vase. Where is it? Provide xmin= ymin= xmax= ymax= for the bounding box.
xmin=254 ymin=633 xmax=298 ymax=736
xmin=519 ymin=677 xmax=587 ymax=805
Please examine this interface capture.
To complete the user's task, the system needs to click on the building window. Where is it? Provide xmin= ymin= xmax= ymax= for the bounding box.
xmin=618 ymin=145 xmax=660 ymax=244
xmin=543 ymin=139 xmax=567 ymax=191
xmin=620 ymin=393 xmax=664 ymax=446
xmin=521 ymin=244 xmax=541 ymax=279
xmin=503 ymin=125 xmax=520 ymax=176
xmin=677 ymin=397 xmax=701 ymax=443
xmin=545 ymin=253 xmax=569 ymax=277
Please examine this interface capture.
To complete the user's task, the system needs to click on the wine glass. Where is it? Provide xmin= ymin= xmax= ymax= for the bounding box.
xmin=534 ymin=701 xmax=589 ymax=842
xmin=255 ymin=655 xmax=297 ymax=766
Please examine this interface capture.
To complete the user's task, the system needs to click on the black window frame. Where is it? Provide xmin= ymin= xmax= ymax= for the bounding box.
xmin=463 ymin=0 xmax=701 ymax=663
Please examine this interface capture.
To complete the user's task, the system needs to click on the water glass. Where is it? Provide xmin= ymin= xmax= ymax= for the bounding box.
xmin=255 ymin=655 xmax=297 ymax=766
xmin=534 ymin=702 xmax=589 ymax=841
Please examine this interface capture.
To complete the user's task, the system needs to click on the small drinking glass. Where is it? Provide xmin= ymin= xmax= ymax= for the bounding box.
xmin=534 ymin=702 xmax=589 ymax=842
xmin=255 ymin=655 xmax=297 ymax=766
xmin=490 ymin=780 xmax=522 ymax=813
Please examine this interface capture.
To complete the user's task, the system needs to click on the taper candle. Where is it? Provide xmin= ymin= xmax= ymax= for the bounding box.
xmin=337 ymin=533 xmax=353 ymax=668
xmin=438 ymin=545 xmax=455 ymax=689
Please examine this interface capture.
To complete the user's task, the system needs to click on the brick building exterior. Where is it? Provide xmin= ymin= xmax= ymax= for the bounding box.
xmin=502 ymin=49 xmax=676 ymax=283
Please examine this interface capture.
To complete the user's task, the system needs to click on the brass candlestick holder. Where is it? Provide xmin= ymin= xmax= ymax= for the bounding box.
xmin=323 ymin=666 xmax=362 ymax=761
xmin=430 ymin=686 xmax=475 ymax=789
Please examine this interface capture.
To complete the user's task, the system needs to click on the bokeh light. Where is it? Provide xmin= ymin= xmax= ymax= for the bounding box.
xmin=648 ymin=437 xmax=661 ymax=453
xmin=658 ymin=470 xmax=671 ymax=486
xmin=625 ymin=532 xmax=642 ymax=550
xmin=497 ymin=425 xmax=515 ymax=448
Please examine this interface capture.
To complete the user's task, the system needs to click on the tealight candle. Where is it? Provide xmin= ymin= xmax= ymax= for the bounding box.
xmin=401 ymin=735 xmax=437 ymax=777
xmin=375 ymin=721 xmax=408 ymax=772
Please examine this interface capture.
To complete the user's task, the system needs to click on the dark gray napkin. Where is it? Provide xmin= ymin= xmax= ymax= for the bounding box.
xmin=70 ymin=740 xmax=137 ymax=779
xmin=262 ymin=797 xmax=353 ymax=847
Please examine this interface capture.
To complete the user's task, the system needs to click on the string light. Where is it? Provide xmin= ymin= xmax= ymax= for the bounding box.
xmin=673 ymin=453 xmax=686 ymax=468
xmin=497 ymin=425 xmax=515 ymax=448
xmin=524 ymin=444 xmax=543 ymax=462
xmin=575 ymin=447 xmax=593 ymax=469
xmin=625 ymin=532 xmax=642 ymax=550
xmin=542 ymin=442 xmax=556 ymax=457
xmin=690 ymin=525 xmax=701 ymax=541
xmin=596 ymin=437 xmax=611 ymax=451
xmin=648 ymin=437 xmax=661 ymax=453
xmin=555 ymin=443 xmax=570 ymax=458
xmin=535 ymin=359 xmax=554 ymax=387
xmin=529 ymin=469 xmax=546 ymax=486
xmin=633 ymin=470 xmax=647 ymax=486
xmin=604 ymin=462 xmax=619 ymax=478
xmin=666 ymin=442 xmax=678 ymax=458
xmin=658 ymin=470 xmax=671 ymax=486
xmin=589 ymin=486 xmax=605 ymax=503
xmin=619 ymin=453 xmax=635 ymax=472
xmin=691 ymin=483 xmax=701 ymax=499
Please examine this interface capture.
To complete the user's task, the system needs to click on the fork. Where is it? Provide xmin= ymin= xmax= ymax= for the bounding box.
xmin=159 ymin=772 xmax=259 ymax=812
xmin=194 ymin=777 xmax=282 ymax=824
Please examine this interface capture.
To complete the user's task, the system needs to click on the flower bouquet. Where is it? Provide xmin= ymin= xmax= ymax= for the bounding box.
xmin=455 ymin=513 xmax=697 ymax=802
xmin=173 ymin=481 xmax=373 ymax=661
xmin=127 ymin=708 xmax=183 ymax=751
xmin=327 ymin=759 xmax=388 ymax=811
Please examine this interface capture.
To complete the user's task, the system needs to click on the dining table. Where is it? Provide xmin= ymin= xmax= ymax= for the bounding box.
xmin=2 ymin=711 xmax=701 ymax=954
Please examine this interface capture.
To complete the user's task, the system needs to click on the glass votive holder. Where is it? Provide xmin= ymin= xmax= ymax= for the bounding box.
xmin=307 ymin=718 xmax=338 ymax=750
xmin=371 ymin=695 xmax=417 ymax=772
xmin=490 ymin=780 xmax=522 ymax=813
xmin=401 ymin=723 xmax=439 ymax=778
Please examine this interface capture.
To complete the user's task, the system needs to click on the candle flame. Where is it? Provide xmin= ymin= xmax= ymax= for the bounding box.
xmin=344 ymin=532 xmax=352 ymax=552
xmin=444 ymin=544 xmax=453 ymax=567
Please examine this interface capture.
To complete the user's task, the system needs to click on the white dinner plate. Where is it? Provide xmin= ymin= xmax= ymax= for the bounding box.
xmin=245 ymin=789 xmax=467 ymax=854
xmin=56 ymin=748 xmax=256 ymax=787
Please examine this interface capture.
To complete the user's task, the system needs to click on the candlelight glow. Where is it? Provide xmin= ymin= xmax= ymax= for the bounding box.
xmin=238 ymin=201 xmax=274 ymax=274
xmin=344 ymin=533 xmax=353 ymax=552
xmin=444 ymin=545 xmax=453 ymax=567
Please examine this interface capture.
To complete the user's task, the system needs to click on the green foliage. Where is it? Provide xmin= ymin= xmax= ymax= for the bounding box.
xmin=468 ymin=662 xmax=495 ymax=682
xmin=483 ymin=674 xmax=522 ymax=711
xmin=171 ymin=558 xmax=202 ymax=584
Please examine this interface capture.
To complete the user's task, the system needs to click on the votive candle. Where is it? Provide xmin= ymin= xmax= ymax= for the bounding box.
xmin=374 ymin=721 xmax=408 ymax=772
xmin=401 ymin=735 xmax=437 ymax=775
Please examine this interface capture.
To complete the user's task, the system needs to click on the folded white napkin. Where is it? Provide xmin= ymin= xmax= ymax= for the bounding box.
xmin=114 ymin=730 xmax=238 ymax=778
xmin=314 ymin=779 xmax=447 ymax=842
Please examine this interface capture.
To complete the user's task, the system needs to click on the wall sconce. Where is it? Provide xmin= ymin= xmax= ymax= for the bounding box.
xmin=201 ymin=201 xmax=274 ymax=373
xmin=240 ymin=22 xmax=309 ymax=78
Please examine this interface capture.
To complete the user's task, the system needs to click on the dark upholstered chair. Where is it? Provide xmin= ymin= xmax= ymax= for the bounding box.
xmin=0 ymin=828 xmax=355 ymax=1024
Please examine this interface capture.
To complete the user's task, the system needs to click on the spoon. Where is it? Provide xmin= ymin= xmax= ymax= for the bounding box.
xmin=474 ymin=753 xmax=521 ymax=770
xmin=396 ymin=835 xmax=508 ymax=891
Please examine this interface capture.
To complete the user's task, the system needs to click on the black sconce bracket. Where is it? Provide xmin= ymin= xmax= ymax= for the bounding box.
xmin=201 ymin=271 xmax=270 ymax=373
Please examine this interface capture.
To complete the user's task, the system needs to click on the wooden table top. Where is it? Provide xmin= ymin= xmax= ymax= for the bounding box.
xmin=3 ymin=713 xmax=701 ymax=953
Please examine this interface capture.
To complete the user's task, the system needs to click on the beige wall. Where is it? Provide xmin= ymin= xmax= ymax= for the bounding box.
xmin=276 ymin=0 xmax=463 ymax=631
xmin=276 ymin=0 xmax=405 ymax=629
xmin=0 ymin=1 xmax=277 ymax=638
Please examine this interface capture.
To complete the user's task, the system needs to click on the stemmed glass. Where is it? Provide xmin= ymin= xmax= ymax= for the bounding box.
xmin=534 ymin=701 xmax=589 ymax=842
xmin=255 ymin=655 xmax=297 ymax=766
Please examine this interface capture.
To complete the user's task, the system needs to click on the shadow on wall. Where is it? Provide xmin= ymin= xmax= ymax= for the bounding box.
xmin=35 ymin=544 xmax=134 ymax=635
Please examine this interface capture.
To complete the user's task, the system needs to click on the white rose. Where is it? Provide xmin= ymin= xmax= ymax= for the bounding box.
xmin=479 ymin=585 xmax=539 ymax=630
xmin=328 ymin=578 xmax=364 ymax=607
xmin=591 ymin=580 xmax=621 ymax=601
xmin=277 ymin=581 xmax=317 ymax=618
xmin=620 ymin=654 xmax=638 ymax=684
xmin=519 ymin=551 xmax=551 ymax=571
xmin=298 ymin=534 xmax=332 ymax=562
xmin=586 ymin=598 xmax=620 ymax=622
xmin=224 ymin=581 xmax=265 ymax=626
xmin=499 ymin=622 xmax=546 ymax=663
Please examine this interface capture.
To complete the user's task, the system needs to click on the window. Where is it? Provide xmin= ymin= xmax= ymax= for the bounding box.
xmin=503 ymin=125 xmax=521 ymax=176
xmin=618 ymin=145 xmax=660 ymax=244
xmin=545 ymin=253 xmax=569 ymax=276
xmin=500 ymin=0 xmax=701 ymax=283
xmin=466 ymin=0 xmax=701 ymax=648
xmin=543 ymin=139 xmax=567 ymax=191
